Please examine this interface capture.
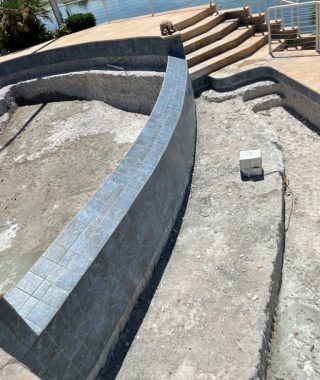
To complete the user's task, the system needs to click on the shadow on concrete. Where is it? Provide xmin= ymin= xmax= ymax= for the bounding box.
xmin=0 ymin=103 xmax=46 ymax=154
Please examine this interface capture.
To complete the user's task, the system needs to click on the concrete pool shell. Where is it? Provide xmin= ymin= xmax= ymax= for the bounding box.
xmin=0 ymin=36 xmax=197 ymax=379
xmin=1 ymin=27 xmax=320 ymax=380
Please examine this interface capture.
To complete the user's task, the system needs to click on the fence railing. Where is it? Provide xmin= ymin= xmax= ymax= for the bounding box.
xmin=266 ymin=0 xmax=320 ymax=54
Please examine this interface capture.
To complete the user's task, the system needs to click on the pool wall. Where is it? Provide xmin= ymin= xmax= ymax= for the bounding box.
xmin=0 ymin=70 xmax=164 ymax=116
xmin=0 ymin=36 xmax=196 ymax=380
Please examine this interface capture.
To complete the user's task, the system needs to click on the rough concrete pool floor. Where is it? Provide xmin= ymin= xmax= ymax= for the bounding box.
xmin=0 ymin=100 xmax=147 ymax=293
xmin=102 ymin=86 xmax=320 ymax=380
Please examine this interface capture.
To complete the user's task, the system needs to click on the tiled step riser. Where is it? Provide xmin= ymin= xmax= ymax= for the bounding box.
xmin=187 ymin=28 xmax=254 ymax=67
xmin=175 ymin=5 xmax=216 ymax=31
xmin=181 ymin=13 xmax=225 ymax=43
xmin=190 ymin=35 xmax=268 ymax=80
xmin=184 ymin=19 xmax=239 ymax=55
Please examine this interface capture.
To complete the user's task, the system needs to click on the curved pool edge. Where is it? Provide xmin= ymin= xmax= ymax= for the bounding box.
xmin=0 ymin=53 xmax=196 ymax=379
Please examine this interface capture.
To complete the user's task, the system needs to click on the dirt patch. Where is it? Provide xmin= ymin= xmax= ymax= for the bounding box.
xmin=0 ymin=100 xmax=147 ymax=293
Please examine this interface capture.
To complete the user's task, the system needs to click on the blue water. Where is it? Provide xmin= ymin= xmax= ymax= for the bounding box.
xmin=45 ymin=0 xmax=315 ymax=33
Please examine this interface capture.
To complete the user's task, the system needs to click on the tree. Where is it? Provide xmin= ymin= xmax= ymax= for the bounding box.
xmin=0 ymin=0 xmax=52 ymax=52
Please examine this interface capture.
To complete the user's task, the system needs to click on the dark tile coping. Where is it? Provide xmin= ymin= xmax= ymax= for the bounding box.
xmin=3 ymin=55 xmax=189 ymax=336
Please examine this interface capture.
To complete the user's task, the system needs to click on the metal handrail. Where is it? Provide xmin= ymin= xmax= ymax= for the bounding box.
xmin=266 ymin=0 xmax=320 ymax=55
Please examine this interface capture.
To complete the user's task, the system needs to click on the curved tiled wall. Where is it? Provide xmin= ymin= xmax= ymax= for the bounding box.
xmin=0 ymin=37 xmax=196 ymax=380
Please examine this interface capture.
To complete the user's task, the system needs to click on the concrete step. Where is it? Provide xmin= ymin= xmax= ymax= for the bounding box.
xmin=283 ymin=35 xmax=316 ymax=50
xmin=245 ymin=93 xmax=286 ymax=112
xmin=256 ymin=20 xmax=281 ymax=33
xmin=174 ymin=5 xmax=216 ymax=31
xmin=245 ymin=13 xmax=265 ymax=26
xmin=180 ymin=12 xmax=225 ymax=42
xmin=190 ymin=34 xmax=268 ymax=80
xmin=184 ymin=18 xmax=240 ymax=55
xmin=202 ymin=80 xmax=280 ymax=103
xmin=271 ymin=27 xmax=297 ymax=40
xmin=187 ymin=26 xmax=254 ymax=68
xmin=242 ymin=81 xmax=281 ymax=101
xmin=223 ymin=7 xmax=250 ymax=24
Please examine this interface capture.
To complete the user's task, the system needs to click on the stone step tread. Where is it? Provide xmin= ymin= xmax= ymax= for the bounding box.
xmin=175 ymin=5 xmax=216 ymax=32
xmin=180 ymin=12 xmax=225 ymax=42
xmin=190 ymin=34 xmax=267 ymax=80
xmin=187 ymin=26 xmax=253 ymax=64
xmin=183 ymin=19 xmax=240 ymax=54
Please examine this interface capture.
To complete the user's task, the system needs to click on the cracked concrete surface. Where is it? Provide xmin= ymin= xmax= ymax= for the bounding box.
xmin=0 ymin=100 xmax=147 ymax=293
xmin=115 ymin=92 xmax=284 ymax=379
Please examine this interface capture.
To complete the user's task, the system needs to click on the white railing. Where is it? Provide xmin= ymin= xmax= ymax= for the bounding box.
xmin=266 ymin=0 xmax=320 ymax=54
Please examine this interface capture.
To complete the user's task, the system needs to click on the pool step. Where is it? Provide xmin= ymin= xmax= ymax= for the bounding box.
xmin=189 ymin=34 xmax=268 ymax=80
xmin=184 ymin=18 xmax=240 ymax=55
xmin=245 ymin=93 xmax=286 ymax=112
xmin=202 ymin=80 xmax=280 ymax=103
xmin=174 ymin=5 xmax=216 ymax=31
xmin=242 ymin=81 xmax=281 ymax=101
xmin=180 ymin=12 xmax=225 ymax=42
xmin=187 ymin=26 xmax=254 ymax=67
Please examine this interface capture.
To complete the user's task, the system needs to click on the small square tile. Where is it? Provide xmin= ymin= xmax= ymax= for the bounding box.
xmin=16 ymin=272 xmax=43 ymax=295
xmin=30 ymin=257 xmax=57 ymax=279
xmin=18 ymin=296 xmax=38 ymax=318
xmin=5 ymin=287 xmax=30 ymax=310
xmin=26 ymin=300 xmax=57 ymax=328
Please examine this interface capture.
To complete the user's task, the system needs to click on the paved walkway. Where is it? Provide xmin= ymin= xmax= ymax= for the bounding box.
xmin=0 ymin=5 xmax=206 ymax=63
xmin=116 ymin=88 xmax=284 ymax=379
xmin=1 ymin=5 xmax=319 ymax=99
